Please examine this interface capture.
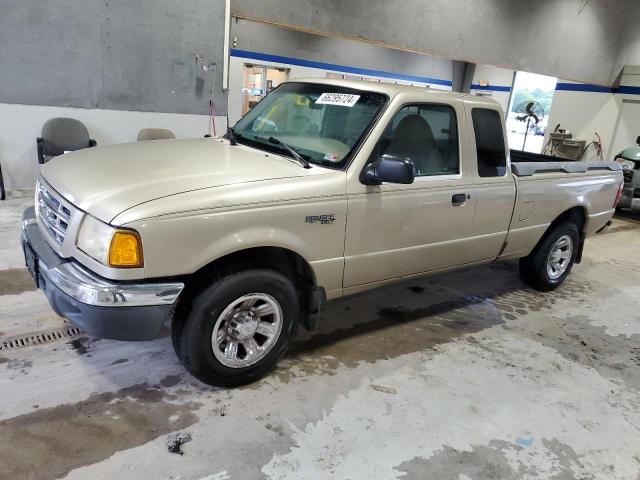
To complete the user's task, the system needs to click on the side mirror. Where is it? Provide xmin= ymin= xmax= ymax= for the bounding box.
xmin=636 ymin=135 xmax=640 ymax=146
xmin=362 ymin=154 xmax=415 ymax=185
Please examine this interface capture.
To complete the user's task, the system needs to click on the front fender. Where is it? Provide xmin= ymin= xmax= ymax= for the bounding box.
xmin=128 ymin=198 xmax=347 ymax=293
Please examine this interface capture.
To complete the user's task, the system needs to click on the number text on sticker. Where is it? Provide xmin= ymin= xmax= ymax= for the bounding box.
xmin=315 ymin=93 xmax=360 ymax=107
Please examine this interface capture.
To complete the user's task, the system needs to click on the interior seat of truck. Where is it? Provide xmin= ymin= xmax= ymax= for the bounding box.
xmin=386 ymin=114 xmax=445 ymax=175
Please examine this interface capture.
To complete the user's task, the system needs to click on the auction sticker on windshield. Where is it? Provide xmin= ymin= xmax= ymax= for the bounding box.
xmin=316 ymin=93 xmax=360 ymax=107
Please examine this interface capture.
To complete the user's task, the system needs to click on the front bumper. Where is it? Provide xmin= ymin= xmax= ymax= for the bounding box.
xmin=21 ymin=207 xmax=184 ymax=341
xmin=619 ymin=168 xmax=640 ymax=211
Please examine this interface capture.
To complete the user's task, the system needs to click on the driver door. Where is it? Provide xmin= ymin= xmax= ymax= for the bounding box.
xmin=343 ymin=102 xmax=476 ymax=288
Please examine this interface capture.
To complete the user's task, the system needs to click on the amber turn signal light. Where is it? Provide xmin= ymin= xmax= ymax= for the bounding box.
xmin=109 ymin=231 xmax=144 ymax=268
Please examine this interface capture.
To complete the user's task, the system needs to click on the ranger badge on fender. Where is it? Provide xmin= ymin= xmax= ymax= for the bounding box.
xmin=305 ymin=214 xmax=336 ymax=225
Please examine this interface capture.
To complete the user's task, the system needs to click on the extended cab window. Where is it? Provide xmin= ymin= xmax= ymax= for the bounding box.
xmin=233 ymin=82 xmax=387 ymax=169
xmin=472 ymin=108 xmax=507 ymax=177
xmin=370 ymin=104 xmax=459 ymax=177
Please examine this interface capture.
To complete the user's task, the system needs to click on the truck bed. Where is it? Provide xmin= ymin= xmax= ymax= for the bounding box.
xmin=510 ymin=149 xmax=620 ymax=177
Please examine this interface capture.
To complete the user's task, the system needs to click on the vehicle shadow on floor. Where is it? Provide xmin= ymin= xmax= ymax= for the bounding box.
xmin=283 ymin=260 xmax=577 ymax=370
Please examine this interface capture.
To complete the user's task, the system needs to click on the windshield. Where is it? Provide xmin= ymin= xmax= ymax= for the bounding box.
xmin=233 ymin=82 xmax=388 ymax=168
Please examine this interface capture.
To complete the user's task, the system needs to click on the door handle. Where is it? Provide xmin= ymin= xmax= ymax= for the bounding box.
xmin=452 ymin=193 xmax=468 ymax=206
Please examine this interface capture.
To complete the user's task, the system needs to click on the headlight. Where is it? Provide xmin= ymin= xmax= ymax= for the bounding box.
xmin=77 ymin=215 xmax=143 ymax=268
xmin=619 ymin=159 xmax=635 ymax=171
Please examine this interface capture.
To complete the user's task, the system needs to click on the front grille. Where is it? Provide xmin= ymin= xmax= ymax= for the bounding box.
xmin=37 ymin=181 xmax=71 ymax=244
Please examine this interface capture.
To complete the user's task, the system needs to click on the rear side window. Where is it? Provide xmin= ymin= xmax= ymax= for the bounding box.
xmin=472 ymin=108 xmax=507 ymax=177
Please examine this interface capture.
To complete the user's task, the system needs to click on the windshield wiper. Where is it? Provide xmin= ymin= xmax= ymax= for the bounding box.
xmin=259 ymin=136 xmax=311 ymax=169
xmin=224 ymin=127 xmax=238 ymax=145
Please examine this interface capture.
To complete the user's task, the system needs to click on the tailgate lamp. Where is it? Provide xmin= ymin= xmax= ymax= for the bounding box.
xmin=613 ymin=180 xmax=624 ymax=209
xmin=109 ymin=231 xmax=144 ymax=268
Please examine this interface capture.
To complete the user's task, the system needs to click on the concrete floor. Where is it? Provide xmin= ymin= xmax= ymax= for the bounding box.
xmin=1 ymin=196 xmax=640 ymax=480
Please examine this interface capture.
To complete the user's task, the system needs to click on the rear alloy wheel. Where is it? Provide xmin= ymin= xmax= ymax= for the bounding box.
xmin=546 ymin=234 xmax=573 ymax=280
xmin=519 ymin=221 xmax=579 ymax=291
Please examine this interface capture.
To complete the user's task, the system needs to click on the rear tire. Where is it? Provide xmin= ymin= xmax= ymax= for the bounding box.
xmin=519 ymin=222 xmax=579 ymax=291
xmin=171 ymin=269 xmax=298 ymax=387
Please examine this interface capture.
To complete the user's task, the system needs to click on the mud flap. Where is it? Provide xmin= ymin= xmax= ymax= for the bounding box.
xmin=575 ymin=236 xmax=585 ymax=264
xmin=303 ymin=286 xmax=326 ymax=332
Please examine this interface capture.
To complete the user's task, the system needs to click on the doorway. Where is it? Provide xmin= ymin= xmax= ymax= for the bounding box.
xmin=241 ymin=64 xmax=289 ymax=115
xmin=506 ymin=71 xmax=557 ymax=153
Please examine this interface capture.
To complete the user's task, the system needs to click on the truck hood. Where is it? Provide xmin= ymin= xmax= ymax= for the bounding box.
xmin=41 ymin=138 xmax=311 ymax=223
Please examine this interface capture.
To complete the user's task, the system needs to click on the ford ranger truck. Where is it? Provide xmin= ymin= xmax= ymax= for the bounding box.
xmin=22 ymin=79 xmax=623 ymax=386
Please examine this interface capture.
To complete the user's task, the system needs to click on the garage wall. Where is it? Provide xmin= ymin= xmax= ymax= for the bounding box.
xmin=0 ymin=104 xmax=226 ymax=192
xmin=545 ymin=67 xmax=640 ymax=161
xmin=0 ymin=0 xmax=227 ymax=115
xmin=231 ymin=0 xmax=635 ymax=87
xmin=470 ymin=65 xmax=515 ymax=112
xmin=618 ymin=7 xmax=640 ymax=68
xmin=0 ymin=0 xmax=228 ymax=191
xmin=228 ymin=18 xmax=454 ymax=125
xmin=231 ymin=18 xmax=453 ymax=86
xmin=544 ymin=82 xmax=619 ymax=160
xmin=610 ymin=67 xmax=640 ymax=158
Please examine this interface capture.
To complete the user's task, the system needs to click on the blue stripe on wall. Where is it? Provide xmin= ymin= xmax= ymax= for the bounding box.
xmin=230 ymin=48 xmax=453 ymax=87
xmin=555 ymin=83 xmax=614 ymax=93
xmin=470 ymin=83 xmax=511 ymax=92
xmin=230 ymin=49 xmax=640 ymax=96
xmin=616 ymin=85 xmax=640 ymax=95
xmin=555 ymin=83 xmax=640 ymax=94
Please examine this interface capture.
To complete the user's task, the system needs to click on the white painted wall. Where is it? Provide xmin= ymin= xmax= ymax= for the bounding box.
xmin=0 ymin=103 xmax=226 ymax=191
xmin=610 ymin=99 xmax=640 ymax=159
xmin=610 ymin=66 xmax=640 ymax=157
xmin=545 ymin=67 xmax=640 ymax=161
xmin=228 ymin=55 xmax=452 ymax=126
xmin=544 ymin=81 xmax=619 ymax=160
xmin=470 ymin=65 xmax=515 ymax=112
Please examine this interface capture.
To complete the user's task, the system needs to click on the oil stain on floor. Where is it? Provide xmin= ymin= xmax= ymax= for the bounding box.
xmin=0 ymin=379 xmax=202 ymax=480
xmin=0 ymin=268 xmax=37 ymax=296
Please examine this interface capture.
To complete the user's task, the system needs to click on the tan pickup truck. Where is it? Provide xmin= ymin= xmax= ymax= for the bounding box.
xmin=22 ymin=79 xmax=623 ymax=386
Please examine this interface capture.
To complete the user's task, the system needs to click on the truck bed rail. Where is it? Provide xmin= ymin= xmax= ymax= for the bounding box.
xmin=511 ymin=161 xmax=621 ymax=177
xmin=510 ymin=149 xmax=620 ymax=177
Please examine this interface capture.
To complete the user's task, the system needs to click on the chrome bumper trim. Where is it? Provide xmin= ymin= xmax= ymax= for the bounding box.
xmin=38 ymin=260 xmax=184 ymax=307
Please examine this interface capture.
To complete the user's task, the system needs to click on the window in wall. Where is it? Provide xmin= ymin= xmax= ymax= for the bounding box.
xmin=370 ymin=104 xmax=459 ymax=177
xmin=506 ymin=71 xmax=557 ymax=153
xmin=472 ymin=108 xmax=507 ymax=177
xmin=241 ymin=64 xmax=289 ymax=115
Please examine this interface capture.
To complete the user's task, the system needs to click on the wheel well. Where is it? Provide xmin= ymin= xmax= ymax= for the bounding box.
xmin=174 ymin=247 xmax=319 ymax=329
xmin=528 ymin=206 xmax=586 ymax=262
xmin=548 ymin=206 xmax=587 ymax=235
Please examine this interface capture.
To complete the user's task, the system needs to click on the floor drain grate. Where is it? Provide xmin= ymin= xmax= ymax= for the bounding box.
xmin=0 ymin=327 xmax=84 ymax=350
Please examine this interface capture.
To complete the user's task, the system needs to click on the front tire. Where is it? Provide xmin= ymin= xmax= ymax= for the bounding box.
xmin=172 ymin=269 xmax=298 ymax=387
xmin=519 ymin=222 xmax=579 ymax=291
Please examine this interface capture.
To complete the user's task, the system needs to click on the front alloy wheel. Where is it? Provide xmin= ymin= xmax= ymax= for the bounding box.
xmin=172 ymin=269 xmax=298 ymax=387
xmin=211 ymin=293 xmax=283 ymax=368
